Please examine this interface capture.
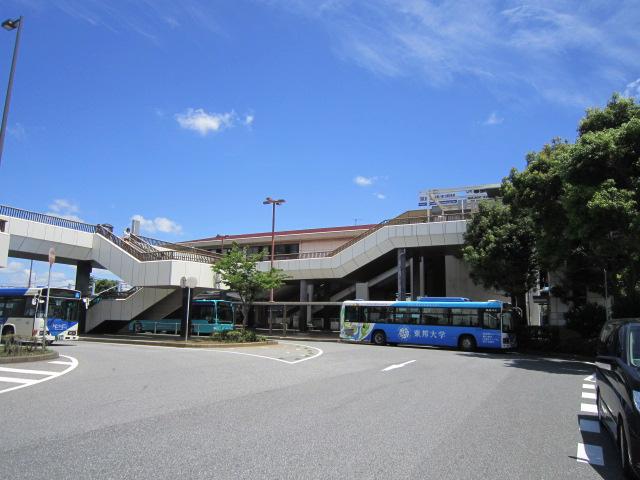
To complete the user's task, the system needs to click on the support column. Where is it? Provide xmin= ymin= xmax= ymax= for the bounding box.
xmin=419 ymin=256 xmax=425 ymax=297
xmin=397 ymin=248 xmax=406 ymax=301
xmin=306 ymin=283 xmax=314 ymax=330
xmin=75 ymin=261 xmax=92 ymax=334
xmin=299 ymin=280 xmax=308 ymax=332
xmin=355 ymin=282 xmax=369 ymax=300
xmin=410 ymin=256 xmax=421 ymax=300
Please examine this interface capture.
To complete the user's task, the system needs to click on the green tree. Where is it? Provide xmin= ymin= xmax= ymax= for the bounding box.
xmin=462 ymin=201 xmax=538 ymax=307
xmin=91 ymin=277 xmax=119 ymax=294
xmin=211 ymin=244 xmax=288 ymax=329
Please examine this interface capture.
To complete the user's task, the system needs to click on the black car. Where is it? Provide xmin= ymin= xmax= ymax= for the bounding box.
xmin=596 ymin=318 xmax=640 ymax=478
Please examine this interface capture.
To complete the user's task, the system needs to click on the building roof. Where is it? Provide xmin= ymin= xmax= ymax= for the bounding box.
xmin=184 ymin=224 xmax=377 ymax=244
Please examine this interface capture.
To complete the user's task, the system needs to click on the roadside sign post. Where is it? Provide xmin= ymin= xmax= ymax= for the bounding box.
xmin=181 ymin=276 xmax=197 ymax=342
xmin=42 ymin=247 xmax=55 ymax=351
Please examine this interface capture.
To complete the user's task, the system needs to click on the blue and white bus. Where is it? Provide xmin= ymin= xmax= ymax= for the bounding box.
xmin=340 ymin=298 xmax=517 ymax=350
xmin=0 ymin=287 xmax=82 ymax=344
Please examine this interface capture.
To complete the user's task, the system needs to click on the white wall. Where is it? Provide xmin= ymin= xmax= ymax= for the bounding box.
xmin=0 ymin=231 xmax=8 ymax=268
xmin=444 ymin=255 xmax=509 ymax=302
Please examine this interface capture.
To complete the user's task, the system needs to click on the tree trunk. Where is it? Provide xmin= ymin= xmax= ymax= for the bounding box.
xmin=242 ymin=304 xmax=250 ymax=330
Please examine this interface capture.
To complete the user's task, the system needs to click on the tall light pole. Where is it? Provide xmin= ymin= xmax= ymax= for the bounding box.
xmin=0 ymin=16 xmax=23 ymax=168
xmin=263 ymin=197 xmax=285 ymax=302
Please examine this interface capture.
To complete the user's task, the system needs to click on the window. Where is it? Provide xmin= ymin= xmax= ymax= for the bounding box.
xmin=422 ymin=308 xmax=450 ymax=326
xmin=629 ymin=327 xmax=640 ymax=367
xmin=0 ymin=297 xmax=27 ymax=318
xmin=451 ymin=308 xmax=480 ymax=327
xmin=392 ymin=307 xmax=421 ymax=325
xmin=217 ymin=302 xmax=234 ymax=324
xmin=483 ymin=310 xmax=500 ymax=330
xmin=363 ymin=306 xmax=390 ymax=323
xmin=344 ymin=306 xmax=360 ymax=322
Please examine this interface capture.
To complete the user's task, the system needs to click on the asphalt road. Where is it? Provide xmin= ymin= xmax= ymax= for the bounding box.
xmin=0 ymin=341 xmax=622 ymax=479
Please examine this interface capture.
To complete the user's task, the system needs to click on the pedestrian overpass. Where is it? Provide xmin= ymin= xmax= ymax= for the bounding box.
xmin=0 ymin=204 xmax=479 ymax=332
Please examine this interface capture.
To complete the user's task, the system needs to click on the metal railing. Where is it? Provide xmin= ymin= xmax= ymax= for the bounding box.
xmin=89 ymin=286 xmax=141 ymax=308
xmin=0 ymin=204 xmax=97 ymax=233
xmin=134 ymin=234 xmax=220 ymax=260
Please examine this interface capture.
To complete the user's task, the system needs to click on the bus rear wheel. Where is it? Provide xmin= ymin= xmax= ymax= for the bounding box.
xmin=372 ymin=330 xmax=387 ymax=346
xmin=458 ymin=335 xmax=476 ymax=352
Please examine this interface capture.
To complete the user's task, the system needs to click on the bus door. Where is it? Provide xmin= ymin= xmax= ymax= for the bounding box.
xmin=479 ymin=308 xmax=502 ymax=348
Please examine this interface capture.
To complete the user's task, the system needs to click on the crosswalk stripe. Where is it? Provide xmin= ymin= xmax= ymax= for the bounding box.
xmin=582 ymin=383 xmax=595 ymax=390
xmin=584 ymin=374 xmax=595 ymax=382
xmin=577 ymin=443 xmax=604 ymax=466
xmin=581 ymin=403 xmax=598 ymax=414
xmin=582 ymin=392 xmax=597 ymax=400
xmin=579 ymin=419 xmax=601 ymax=434
xmin=0 ymin=367 xmax=57 ymax=376
xmin=0 ymin=376 xmax=39 ymax=385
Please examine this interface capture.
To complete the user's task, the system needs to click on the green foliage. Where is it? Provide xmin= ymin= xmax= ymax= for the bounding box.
xmin=92 ymin=277 xmax=119 ymax=294
xmin=565 ymin=303 xmax=607 ymax=339
xmin=462 ymin=202 xmax=538 ymax=301
xmin=211 ymin=244 xmax=288 ymax=327
xmin=209 ymin=329 xmax=265 ymax=343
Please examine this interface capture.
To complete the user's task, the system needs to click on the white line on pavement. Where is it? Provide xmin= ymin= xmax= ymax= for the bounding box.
xmin=584 ymin=374 xmax=595 ymax=382
xmin=581 ymin=403 xmax=598 ymax=414
xmin=0 ymin=366 xmax=58 ymax=376
xmin=579 ymin=419 xmax=601 ymax=434
xmin=208 ymin=342 xmax=324 ymax=365
xmin=582 ymin=383 xmax=595 ymax=390
xmin=0 ymin=376 xmax=38 ymax=385
xmin=576 ymin=443 xmax=604 ymax=466
xmin=48 ymin=361 xmax=73 ymax=365
xmin=582 ymin=392 xmax=597 ymax=400
xmin=382 ymin=360 xmax=416 ymax=372
xmin=0 ymin=355 xmax=79 ymax=395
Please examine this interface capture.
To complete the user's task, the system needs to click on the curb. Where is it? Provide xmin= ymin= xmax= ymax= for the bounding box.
xmin=79 ymin=337 xmax=278 ymax=349
xmin=0 ymin=350 xmax=59 ymax=364
xmin=265 ymin=336 xmax=340 ymax=343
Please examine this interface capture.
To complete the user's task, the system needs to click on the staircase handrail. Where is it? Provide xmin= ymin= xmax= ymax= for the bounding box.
xmin=134 ymin=234 xmax=220 ymax=259
xmin=89 ymin=286 xmax=141 ymax=307
xmin=0 ymin=204 xmax=97 ymax=233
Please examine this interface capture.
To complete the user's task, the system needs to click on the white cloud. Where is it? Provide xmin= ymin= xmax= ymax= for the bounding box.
xmin=268 ymin=0 xmax=640 ymax=106
xmin=483 ymin=112 xmax=503 ymax=126
xmin=8 ymin=123 xmax=26 ymax=141
xmin=0 ymin=260 xmax=75 ymax=288
xmin=132 ymin=214 xmax=183 ymax=235
xmin=374 ymin=193 xmax=386 ymax=200
xmin=175 ymin=108 xmax=236 ymax=135
xmin=46 ymin=199 xmax=84 ymax=222
xmin=354 ymin=175 xmax=375 ymax=186
xmin=624 ymin=78 xmax=640 ymax=98
xmin=244 ymin=114 xmax=255 ymax=126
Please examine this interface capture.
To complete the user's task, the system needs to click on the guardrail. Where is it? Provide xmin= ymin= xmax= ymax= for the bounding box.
xmin=89 ymin=286 xmax=141 ymax=308
xmin=0 ymin=204 xmax=98 ymax=233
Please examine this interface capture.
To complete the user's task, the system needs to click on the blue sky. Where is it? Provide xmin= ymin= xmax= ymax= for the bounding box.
xmin=1 ymin=0 xmax=639 ymax=286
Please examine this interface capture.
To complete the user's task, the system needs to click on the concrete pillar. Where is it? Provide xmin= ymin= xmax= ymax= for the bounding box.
xmin=75 ymin=261 xmax=92 ymax=334
xmin=397 ymin=248 xmax=406 ymax=301
xmin=299 ymin=280 xmax=308 ymax=332
xmin=410 ymin=256 xmax=422 ymax=300
xmin=355 ymin=282 xmax=369 ymax=300
xmin=419 ymin=256 xmax=425 ymax=297
xmin=306 ymin=283 xmax=314 ymax=330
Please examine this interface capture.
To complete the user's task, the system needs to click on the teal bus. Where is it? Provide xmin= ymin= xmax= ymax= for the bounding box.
xmin=130 ymin=298 xmax=236 ymax=335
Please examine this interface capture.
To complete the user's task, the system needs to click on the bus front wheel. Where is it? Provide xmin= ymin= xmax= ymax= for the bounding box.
xmin=458 ymin=335 xmax=476 ymax=352
xmin=372 ymin=330 xmax=387 ymax=346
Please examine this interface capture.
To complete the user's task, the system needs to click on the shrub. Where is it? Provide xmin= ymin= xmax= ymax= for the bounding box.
xmin=565 ymin=303 xmax=606 ymax=339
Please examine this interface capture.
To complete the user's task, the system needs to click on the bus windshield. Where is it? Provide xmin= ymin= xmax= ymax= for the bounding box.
xmin=501 ymin=312 xmax=515 ymax=333
xmin=217 ymin=302 xmax=234 ymax=323
xmin=47 ymin=298 xmax=80 ymax=322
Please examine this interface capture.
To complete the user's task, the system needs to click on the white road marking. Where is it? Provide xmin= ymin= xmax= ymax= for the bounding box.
xmin=579 ymin=419 xmax=601 ymax=434
xmin=582 ymin=392 xmax=597 ymax=400
xmin=581 ymin=403 xmax=598 ymax=414
xmin=0 ymin=366 xmax=58 ymax=375
xmin=48 ymin=360 xmax=73 ymax=365
xmin=576 ymin=443 xmax=604 ymax=466
xmin=0 ymin=376 xmax=38 ymax=384
xmin=382 ymin=360 xmax=416 ymax=372
xmin=582 ymin=383 xmax=595 ymax=390
xmin=584 ymin=374 xmax=595 ymax=382
xmin=0 ymin=355 xmax=79 ymax=395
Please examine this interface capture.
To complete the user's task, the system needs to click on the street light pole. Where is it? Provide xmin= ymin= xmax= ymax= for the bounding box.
xmin=262 ymin=197 xmax=285 ymax=302
xmin=0 ymin=16 xmax=23 ymax=168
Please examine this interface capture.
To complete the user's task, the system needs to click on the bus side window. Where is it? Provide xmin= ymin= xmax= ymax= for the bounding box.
xmin=393 ymin=307 xmax=420 ymax=325
xmin=451 ymin=308 xmax=479 ymax=327
xmin=363 ymin=307 xmax=388 ymax=323
xmin=422 ymin=308 xmax=450 ymax=326
xmin=345 ymin=306 xmax=360 ymax=322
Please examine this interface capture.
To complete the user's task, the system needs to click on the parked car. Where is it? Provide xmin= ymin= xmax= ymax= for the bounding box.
xmin=596 ymin=318 xmax=640 ymax=478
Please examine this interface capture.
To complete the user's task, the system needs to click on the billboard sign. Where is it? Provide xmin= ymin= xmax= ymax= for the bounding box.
xmin=418 ymin=188 xmax=489 ymax=209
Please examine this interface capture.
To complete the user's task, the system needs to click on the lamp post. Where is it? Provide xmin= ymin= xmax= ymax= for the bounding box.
xmin=262 ymin=197 xmax=285 ymax=302
xmin=0 ymin=16 xmax=23 ymax=168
